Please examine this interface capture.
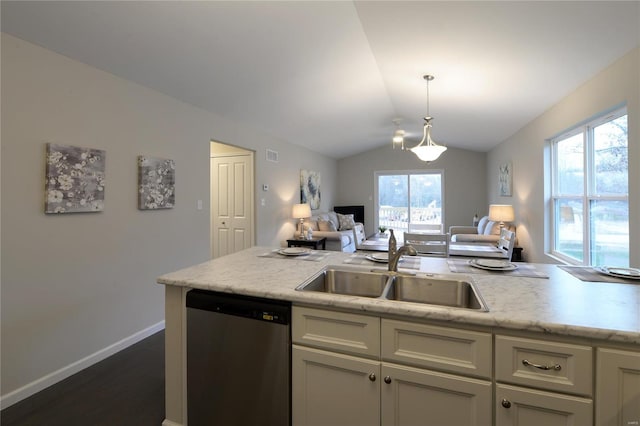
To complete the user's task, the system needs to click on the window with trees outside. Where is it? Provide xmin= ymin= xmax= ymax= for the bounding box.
xmin=550 ymin=106 xmax=628 ymax=267
xmin=376 ymin=171 xmax=444 ymax=236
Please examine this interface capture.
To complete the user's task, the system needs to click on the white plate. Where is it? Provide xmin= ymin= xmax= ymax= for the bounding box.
xmin=474 ymin=259 xmax=512 ymax=269
xmin=468 ymin=259 xmax=518 ymax=271
xmin=278 ymin=247 xmax=310 ymax=256
xmin=596 ymin=266 xmax=640 ymax=280
xmin=366 ymin=253 xmax=389 ymax=263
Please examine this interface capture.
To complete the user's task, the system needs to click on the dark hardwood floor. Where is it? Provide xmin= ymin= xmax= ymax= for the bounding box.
xmin=1 ymin=330 xmax=165 ymax=426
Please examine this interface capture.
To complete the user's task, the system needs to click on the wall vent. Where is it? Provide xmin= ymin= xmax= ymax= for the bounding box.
xmin=266 ymin=149 xmax=279 ymax=162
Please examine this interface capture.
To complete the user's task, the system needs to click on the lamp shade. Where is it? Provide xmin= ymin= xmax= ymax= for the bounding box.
xmin=292 ymin=203 xmax=311 ymax=219
xmin=410 ymin=145 xmax=447 ymax=162
xmin=488 ymin=204 xmax=515 ymax=223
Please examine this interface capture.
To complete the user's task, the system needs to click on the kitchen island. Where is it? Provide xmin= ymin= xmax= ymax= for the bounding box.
xmin=158 ymin=247 xmax=640 ymax=426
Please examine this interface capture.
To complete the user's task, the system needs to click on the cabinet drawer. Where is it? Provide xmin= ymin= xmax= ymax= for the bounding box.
xmin=292 ymin=306 xmax=380 ymax=358
xmin=381 ymin=319 xmax=492 ymax=378
xmin=495 ymin=335 xmax=593 ymax=396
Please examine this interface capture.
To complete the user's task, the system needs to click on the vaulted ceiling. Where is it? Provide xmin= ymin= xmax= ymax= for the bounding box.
xmin=2 ymin=1 xmax=639 ymax=159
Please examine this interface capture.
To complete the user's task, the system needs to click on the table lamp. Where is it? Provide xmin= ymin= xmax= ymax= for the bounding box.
xmin=488 ymin=204 xmax=515 ymax=229
xmin=292 ymin=203 xmax=311 ymax=239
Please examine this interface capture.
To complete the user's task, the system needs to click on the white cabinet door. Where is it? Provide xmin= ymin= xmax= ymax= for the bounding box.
xmin=596 ymin=348 xmax=640 ymax=426
xmin=496 ymin=384 xmax=592 ymax=426
xmin=381 ymin=363 xmax=492 ymax=426
xmin=292 ymin=345 xmax=380 ymax=426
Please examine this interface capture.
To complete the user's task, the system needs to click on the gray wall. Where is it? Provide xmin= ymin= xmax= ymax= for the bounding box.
xmin=0 ymin=33 xmax=337 ymax=403
xmin=487 ymin=47 xmax=639 ymax=264
xmin=337 ymin=145 xmax=488 ymax=237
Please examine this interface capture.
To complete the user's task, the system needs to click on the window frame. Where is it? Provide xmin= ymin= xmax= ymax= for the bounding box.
xmin=374 ymin=169 xmax=445 ymax=234
xmin=548 ymin=106 xmax=629 ymax=266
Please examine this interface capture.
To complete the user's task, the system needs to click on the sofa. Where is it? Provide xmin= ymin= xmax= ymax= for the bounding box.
xmin=449 ymin=215 xmax=516 ymax=244
xmin=296 ymin=211 xmax=365 ymax=252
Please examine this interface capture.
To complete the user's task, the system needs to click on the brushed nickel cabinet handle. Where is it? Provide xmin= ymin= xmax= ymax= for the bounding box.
xmin=522 ymin=359 xmax=562 ymax=371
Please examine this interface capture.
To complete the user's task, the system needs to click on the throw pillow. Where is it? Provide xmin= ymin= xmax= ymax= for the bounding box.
xmin=318 ymin=220 xmax=337 ymax=232
xmin=477 ymin=215 xmax=489 ymax=234
xmin=337 ymin=213 xmax=356 ymax=230
xmin=327 ymin=211 xmax=340 ymax=230
xmin=484 ymin=221 xmax=501 ymax=235
xmin=304 ymin=219 xmax=319 ymax=231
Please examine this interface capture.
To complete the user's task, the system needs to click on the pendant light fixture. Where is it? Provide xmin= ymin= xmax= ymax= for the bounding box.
xmin=410 ymin=75 xmax=447 ymax=162
xmin=392 ymin=75 xmax=447 ymax=162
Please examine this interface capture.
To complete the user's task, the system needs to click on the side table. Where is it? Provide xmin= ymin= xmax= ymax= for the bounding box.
xmin=287 ymin=237 xmax=327 ymax=250
xmin=512 ymin=247 xmax=523 ymax=262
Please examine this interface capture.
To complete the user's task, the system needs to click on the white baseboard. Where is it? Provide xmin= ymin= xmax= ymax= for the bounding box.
xmin=0 ymin=320 xmax=165 ymax=410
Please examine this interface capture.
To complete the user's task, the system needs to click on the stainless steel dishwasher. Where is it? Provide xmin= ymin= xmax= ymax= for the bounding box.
xmin=186 ymin=289 xmax=291 ymax=426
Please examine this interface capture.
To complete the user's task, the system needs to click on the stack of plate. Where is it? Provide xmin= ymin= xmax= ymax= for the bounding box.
xmin=277 ymin=247 xmax=311 ymax=256
xmin=366 ymin=253 xmax=389 ymax=263
xmin=468 ymin=258 xmax=518 ymax=271
xmin=596 ymin=266 xmax=640 ymax=280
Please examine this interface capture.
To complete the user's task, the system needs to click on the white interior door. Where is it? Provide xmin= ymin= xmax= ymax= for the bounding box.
xmin=211 ymin=153 xmax=254 ymax=258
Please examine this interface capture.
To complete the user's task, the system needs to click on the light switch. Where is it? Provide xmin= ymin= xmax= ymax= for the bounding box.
xmin=261 ymin=198 xmax=266 ymax=206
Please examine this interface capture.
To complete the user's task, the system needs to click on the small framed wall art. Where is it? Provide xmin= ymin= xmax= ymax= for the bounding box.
xmin=45 ymin=143 xmax=106 ymax=213
xmin=138 ymin=156 xmax=175 ymax=210
xmin=499 ymin=161 xmax=512 ymax=197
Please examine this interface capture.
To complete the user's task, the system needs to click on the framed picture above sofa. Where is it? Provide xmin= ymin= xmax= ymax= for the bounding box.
xmin=300 ymin=169 xmax=321 ymax=209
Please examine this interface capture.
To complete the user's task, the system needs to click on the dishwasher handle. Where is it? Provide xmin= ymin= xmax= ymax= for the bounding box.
xmin=186 ymin=289 xmax=291 ymax=325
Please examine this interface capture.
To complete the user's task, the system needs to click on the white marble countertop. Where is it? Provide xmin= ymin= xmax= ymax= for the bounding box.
xmin=157 ymin=247 xmax=640 ymax=345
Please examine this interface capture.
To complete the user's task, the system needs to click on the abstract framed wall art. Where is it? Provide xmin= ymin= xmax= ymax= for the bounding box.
xmin=300 ymin=169 xmax=321 ymax=210
xmin=499 ymin=161 xmax=512 ymax=197
xmin=138 ymin=156 xmax=175 ymax=210
xmin=45 ymin=143 xmax=106 ymax=213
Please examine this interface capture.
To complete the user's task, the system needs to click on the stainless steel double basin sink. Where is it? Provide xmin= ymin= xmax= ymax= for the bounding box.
xmin=296 ymin=265 xmax=488 ymax=311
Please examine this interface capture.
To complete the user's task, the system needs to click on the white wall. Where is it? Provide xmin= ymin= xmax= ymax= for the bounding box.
xmin=0 ymin=33 xmax=337 ymax=405
xmin=337 ymin=145 xmax=488 ymax=237
xmin=487 ymin=47 xmax=639 ymax=264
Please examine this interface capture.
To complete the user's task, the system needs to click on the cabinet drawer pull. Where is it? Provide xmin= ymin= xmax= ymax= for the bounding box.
xmin=501 ymin=398 xmax=512 ymax=409
xmin=368 ymin=373 xmax=376 ymax=382
xmin=522 ymin=359 xmax=562 ymax=371
xmin=384 ymin=376 xmax=392 ymax=384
